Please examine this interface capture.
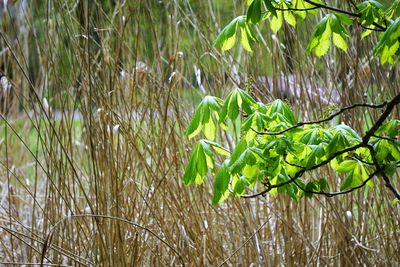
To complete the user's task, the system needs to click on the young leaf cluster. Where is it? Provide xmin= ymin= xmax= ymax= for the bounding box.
xmin=183 ymin=89 xmax=400 ymax=205
xmin=214 ymin=0 xmax=400 ymax=63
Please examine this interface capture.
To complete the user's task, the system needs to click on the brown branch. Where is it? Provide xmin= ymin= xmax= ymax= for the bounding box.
xmin=304 ymin=0 xmax=386 ymax=31
xmin=366 ymin=144 xmax=400 ymax=200
xmin=242 ymin=92 xmax=400 ymax=200
xmin=253 ymin=101 xmax=387 ymax=136
xmin=292 ymin=169 xmax=378 ymax=197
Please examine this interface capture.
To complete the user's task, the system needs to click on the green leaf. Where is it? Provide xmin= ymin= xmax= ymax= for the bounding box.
xmin=330 ymin=124 xmax=362 ymax=144
xmin=306 ymin=15 xmax=328 ymax=50
xmin=182 ymin=145 xmax=198 ymax=185
xmin=247 ymin=0 xmax=262 ymax=24
xmin=243 ymin=164 xmax=258 ymax=178
xmin=214 ymin=16 xmax=246 ymax=52
xmin=233 ymin=176 xmax=248 ymax=195
xmin=376 ymin=120 xmax=399 ymax=138
xmin=264 ymin=0 xmax=277 ymax=17
xmin=220 ymin=90 xmax=239 ymax=122
xmin=238 ymin=89 xmax=257 ymax=114
xmin=340 ymin=163 xmax=369 ymax=191
xmin=182 ymin=140 xmax=215 ymax=185
xmin=212 ymin=162 xmax=231 ymax=205
xmin=185 ymin=96 xmax=222 ymax=140
xmin=229 ymin=139 xmax=248 ymax=166
xmin=270 ymin=11 xmax=283 ymax=33
xmin=334 ymin=160 xmax=357 ymax=173
xmin=340 ymin=170 xmax=355 ymax=191
xmin=283 ymin=8 xmax=297 ymax=27
xmin=196 ymin=143 xmax=208 ymax=178
xmin=204 ymin=115 xmax=216 ymax=140
xmin=240 ymin=27 xmax=253 ymax=52
xmin=306 ymin=15 xmax=332 ymax=57
xmin=318 ymin=178 xmax=329 ymax=191
xmin=326 ymin=132 xmax=350 ymax=156
xmin=221 ymin=35 xmax=237 ymax=52
xmin=203 ymin=140 xmax=231 ymax=156
xmin=375 ymin=17 xmax=400 ymax=64
xmin=185 ymin=103 xmax=203 ymax=139
xmin=332 ymin=32 xmax=348 ymax=51
xmin=266 ymin=99 xmax=297 ymax=125
xmin=305 ymin=181 xmax=318 ymax=198
xmin=220 ymin=88 xmax=257 ymax=123
xmin=286 ymin=183 xmax=299 ymax=200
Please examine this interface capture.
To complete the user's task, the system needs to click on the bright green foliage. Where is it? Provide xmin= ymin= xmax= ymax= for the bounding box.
xmin=185 ymin=1 xmax=400 ymax=204
xmin=183 ymin=89 xmax=400 ymax=204
xmin=213 ymin=16 xmax=257 ymax=52
xmin=306 ymin=14 xmax=351 ymax=56
xmin=184 ymin=95 xmax=222 ymax=140
xmin=214 ymin=0 xmax=400 ymax=63
xmin=374 ymin=18 xmax=400 ymax=64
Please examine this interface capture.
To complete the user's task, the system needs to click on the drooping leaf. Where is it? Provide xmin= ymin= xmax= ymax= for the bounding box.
xmin=375 ymin=17 xmax=400 ymax=64
xmin=247 ymin=0 xmax=263 ymax=24
xmin=270 ymin=11 xmax=283 ymax=33
xmin=185 ymin=103 xmax=203 ymax=139
xmin=264 ymin=0 xmax=277 ymax=17
xmin=212 ymin=162 xmax=231 ymax=205
xmin=240 ymin=26 xmax=253 ymax=52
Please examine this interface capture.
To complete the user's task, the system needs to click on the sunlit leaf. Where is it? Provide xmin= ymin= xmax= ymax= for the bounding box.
xmin=270 ymin=11 xmax=283 ymax=33
xmin=212 ymin=162 xmax=231 ymax=205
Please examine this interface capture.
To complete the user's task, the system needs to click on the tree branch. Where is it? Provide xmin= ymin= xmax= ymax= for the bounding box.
xmin=253 ymin=101 xmax=387 ymax=136
xmin=304 ymin=0 xmax=386 ymax=31
xmin=242 ymin=92 xmax=400 ymax=200
xmin=292 ymin=169 xmax=378 ymax=197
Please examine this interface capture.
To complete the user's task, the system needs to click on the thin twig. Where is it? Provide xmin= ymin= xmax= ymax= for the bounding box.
xmin=41 ymin=214 xmax=186 ymax=266
xmin=253 ymin=102 xmax=387 ymax=136
xmin=243 ymin=93 xmax=400 ymax=200
xmin=218 ymin=218 xmax=270 ymax=267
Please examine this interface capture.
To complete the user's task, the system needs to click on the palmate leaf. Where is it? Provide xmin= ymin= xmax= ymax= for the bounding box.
xmin=339 ymin=163 xmax=371 ymax=191
xmin=266 ymin=99 xmax=297 ymax=125
xmin=214 ymin=15 xmax=257 ymax=52
xmin=220 ymin=88 xmax=257 ymax=123
xmin=306 ymin=15 xmax=329 ymax=55
xmin=376 ymin=120 xmax=399 ymax=138
xmin=214 ymin=16 xmax=241 ymax=51
xmin=183 ymin=140 xmax=214 ymax=185
xmin=306 ymin=14 xmax=350 ymax=57
xmin=333 ymin=125 xmax=361 ymax=143
xmin=326 ymin=132 xmax=350 ymax=156
xmin=184 ymin=95 xmax=222 ymax=140
xmin=375 ymin=17 xmax=400 ymax=64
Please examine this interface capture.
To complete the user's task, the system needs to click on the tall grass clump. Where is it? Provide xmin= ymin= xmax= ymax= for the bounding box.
xmin=0 ymin=0 xmax=398 ymax=266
